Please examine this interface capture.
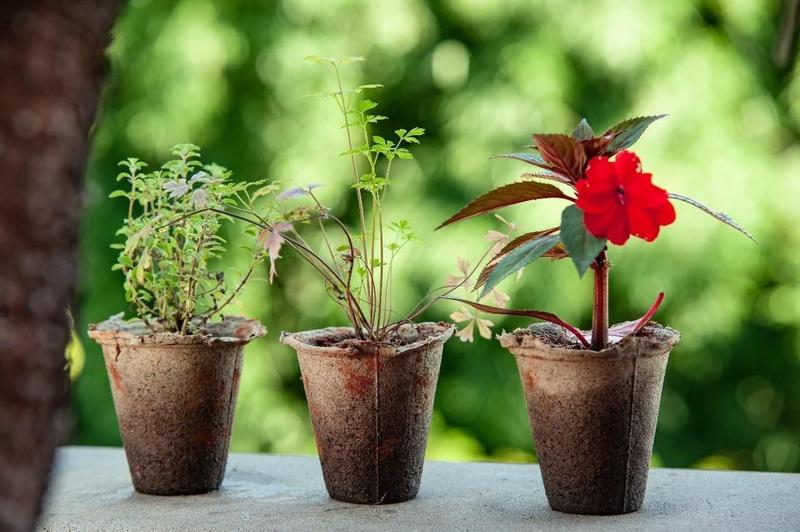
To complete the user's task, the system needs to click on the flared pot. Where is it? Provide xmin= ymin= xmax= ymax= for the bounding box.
xmin=88 ymin=315 xmax=264 ymax=495
xmin=281 ymin=322 xmax=453 ymax=504
xmin=499 ymin=322 xmax=680 ymax=515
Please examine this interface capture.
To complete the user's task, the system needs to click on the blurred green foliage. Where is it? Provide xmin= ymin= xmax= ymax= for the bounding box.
xmin=73 ymin=0 xmax=800 ymax=472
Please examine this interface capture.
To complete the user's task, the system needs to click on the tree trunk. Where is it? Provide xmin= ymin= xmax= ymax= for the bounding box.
xmin=0 ymin=1 xmax=117 ymax=531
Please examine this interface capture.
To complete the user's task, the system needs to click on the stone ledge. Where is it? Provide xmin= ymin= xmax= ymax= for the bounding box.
xmin=39 ymin=447 xmax=800 ymax=531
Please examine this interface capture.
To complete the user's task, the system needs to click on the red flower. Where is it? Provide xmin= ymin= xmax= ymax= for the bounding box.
xmin=576 ymin=150 xmax=676 ymax=245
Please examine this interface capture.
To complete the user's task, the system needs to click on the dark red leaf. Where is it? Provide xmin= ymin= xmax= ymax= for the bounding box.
xmin=533 ymin=134 xmax=586 ymax=182
xmin=437 ymin=181 xmax=573 ymax=229
xmin=580 ymin=134 xmax=613 ymax=159
xmin=446 ymin=297 xmax=591 ymax=348
xmin=495 ymin=228 xmax=559 ymax=257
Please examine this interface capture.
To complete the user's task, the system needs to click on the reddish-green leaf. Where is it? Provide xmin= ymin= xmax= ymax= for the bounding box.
xmin=491 ymin=152 xmax=549 ymax=169
xmin=606 ymin=292 xmax=665 ymax=340
xmin=476 ymin=229 xmax=562 ymax=288
xmin=494 ymin=228 xmax=559 ymax=258
xmin=477 ymin=234 xmax=561 ymax=295
xmin=603 ymin=115 xmax=666 ymax=154
xmin=533 ymin=134 xmax=586 ymax=181
xmin=668 ymin=192 xmax=755 ymax=242
xmin=437 ymin=182 xmax=573 ymax=229
xmin=446 ymin=297 xmax=590 ymax=348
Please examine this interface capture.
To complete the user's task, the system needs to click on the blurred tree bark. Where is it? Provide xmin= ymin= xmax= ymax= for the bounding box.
xmin=0 ymin=1 xmax=117 ymax=531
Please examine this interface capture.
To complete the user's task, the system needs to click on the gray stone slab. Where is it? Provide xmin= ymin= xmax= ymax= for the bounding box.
xmin=39 ymin=447 xmax=799 ymax=531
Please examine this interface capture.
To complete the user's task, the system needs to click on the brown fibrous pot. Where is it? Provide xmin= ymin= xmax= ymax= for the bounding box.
xmin=281 ymin=322 xmax=454 ymax=504
xmin=88 ymin=315 xmax=265 ymax=496
xmin=499 ymin=322 xmax=680 ymax=515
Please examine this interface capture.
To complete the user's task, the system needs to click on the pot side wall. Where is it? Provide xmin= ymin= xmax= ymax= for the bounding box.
xmin=503 ymin=324 xmax=679 ymax=515
xmin=98 ymin=341 xmax=244 ymax=495
xmin=290 ymin=326 xmax=450 ymax=504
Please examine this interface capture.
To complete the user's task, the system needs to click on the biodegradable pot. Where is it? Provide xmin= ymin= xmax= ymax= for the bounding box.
xmin=281 ymin=322 xmax=453 ymax=504
xmin=88 ymin=315 xmax=265 ymax=495
xmin=499 ymin=322 xmax=680 ymax=515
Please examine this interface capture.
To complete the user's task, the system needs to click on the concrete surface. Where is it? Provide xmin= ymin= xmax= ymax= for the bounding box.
xmin=39 ymin=446 xmax=800 ymax=531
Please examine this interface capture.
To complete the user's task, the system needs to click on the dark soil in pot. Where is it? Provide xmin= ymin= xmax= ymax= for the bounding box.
xmin=499 ymin=322 xmax=680 ymax=515
xmin=281 ymin=322 xmax=454 ymax=504
xmin=88 ymin=315 xmax=265 ymax=495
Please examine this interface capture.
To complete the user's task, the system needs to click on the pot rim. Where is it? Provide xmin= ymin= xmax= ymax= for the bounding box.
xmin=88 ymin=313 xmax=266 ymax=347
xmin=279 ymin=321 xmax=454 ymax=358
xmin=498 ymin=322 xmax=680 ymax=361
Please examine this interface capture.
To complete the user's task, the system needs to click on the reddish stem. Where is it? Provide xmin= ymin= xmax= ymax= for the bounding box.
xmin=591 ymin=250 xmax=609 ymax=350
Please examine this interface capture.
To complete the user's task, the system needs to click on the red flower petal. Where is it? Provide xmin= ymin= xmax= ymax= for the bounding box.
xmin=606 ymin=214 xmax=630 ymax=245
xmin=651 ymin=198 xmax=676 ymax=225
xmin=627 ymin=204 xmax=659 ymax=242
xmin=626 ymin=174 xmax=668 ymax=209
xmin=584 ymin=156 xmax=617 ymax=189
xmin=585 ymin=204 xmax=626 ymax=240
xmin=615 ymin=150 xmax=641 ymax=181
xmin=576 ymin=181 xmax=618 ymax=213
xmin=576 ymin=150 xmax=674 ymax=246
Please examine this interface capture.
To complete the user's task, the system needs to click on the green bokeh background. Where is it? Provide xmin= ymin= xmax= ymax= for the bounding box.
xmin=72 ymin=0 xmax=800 ymax=472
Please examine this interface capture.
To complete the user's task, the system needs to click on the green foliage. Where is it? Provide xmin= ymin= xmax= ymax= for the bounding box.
xmin=560 ymin=205 xmax=607 ymax=278
xmin=241 ymin=58 xmax=432 ymax=342
xmin=110 ymin=144 xmax=268 ymax=334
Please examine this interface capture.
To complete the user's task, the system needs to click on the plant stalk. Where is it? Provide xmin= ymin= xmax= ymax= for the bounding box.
xmin=590 ymin=250 xmax=609 ymax=350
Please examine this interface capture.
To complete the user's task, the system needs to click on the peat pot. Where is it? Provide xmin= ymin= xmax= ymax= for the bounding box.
xmin=281 ymin=322 xmax=454 ymax=504
xmin=499 ymin=322 xmax=680 ymax=515
xmin=88 ymin=315 xmax=265 ymax=495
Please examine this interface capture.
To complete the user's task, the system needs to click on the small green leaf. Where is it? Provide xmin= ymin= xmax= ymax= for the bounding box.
xmin=358 ymin=100 xmax=378 ymax=112
xmin=560 ymin=205 xmax=606 ymax=277
xmin=356 ymin=83 xmax=383 ymax=92
xmin=479 ymin=234 xmax=561 ymax=296
xmin=604 ymin=115 xmax=666 ymax=153
xmin=491 ymin=152 xmax=549 ymax=168
xmin=572 ymin=118 xmax=594 ymax=141
xmin=109 ymin=190 xmax=128 ymax=198
xmin=668 ymin=192 xmax=755 ymax=241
